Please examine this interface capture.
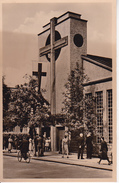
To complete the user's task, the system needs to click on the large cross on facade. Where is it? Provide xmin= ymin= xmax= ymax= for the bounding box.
xmin=39 ymin=17 xmax=68 ymax=115
xmin=32 ymin=63 xmax=46 ymax=93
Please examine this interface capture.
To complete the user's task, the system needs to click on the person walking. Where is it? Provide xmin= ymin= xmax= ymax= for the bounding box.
xmin=48 ymin=137 xmax=51 ymax=151
xmin=62 ymin=135 xmax=69 ymax=158
xmin=98 ymin=136 xmax=111 ymax=165
xmin=37 ymin=135 xmax=42 ymax=156
xmin=41 ymin=135 xmax=45 ymax=156
xmin=8 ymin=135 xmax=13 ymax=153
xmin=3 ymin=135 xmax=8 ymax=150
xmin=34 ymin=134 xmax=38 ymax=156
xmin=19 ymin=136 xmax=29 ymax=160
xmin=14 ymin=135 xmax=18 ymax=152
xmin=29 ymin=137 xmax=33 ymax=155
xmin=86 ymin=132 xmax=93 ymax=159
xmin=77 ymin=133 xmax=84 ymax=159
xmin=45 ymin=138 xmax=49 ymax=152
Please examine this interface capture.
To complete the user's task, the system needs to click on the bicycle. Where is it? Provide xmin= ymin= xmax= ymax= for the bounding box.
xmin=18 ymin=150 xmax=30 ymax=163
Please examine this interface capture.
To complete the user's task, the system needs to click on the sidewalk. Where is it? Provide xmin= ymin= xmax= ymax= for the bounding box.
xmin=3 ymin=149 xmax=112 ymax=171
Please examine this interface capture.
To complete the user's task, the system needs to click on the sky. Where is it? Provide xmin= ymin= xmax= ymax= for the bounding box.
xmin=2 ymin=1 xmax=114 ymax=87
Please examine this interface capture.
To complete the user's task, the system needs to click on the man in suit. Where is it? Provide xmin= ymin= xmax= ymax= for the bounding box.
xmin=86 ymin=132 xmax=93 ymax=159
xmin=77 ymin=133 xmax=84 ymax=159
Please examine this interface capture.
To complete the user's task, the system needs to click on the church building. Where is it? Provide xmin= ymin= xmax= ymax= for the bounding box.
xmin=82 ymin=54 xmax=112 ymax=150
xmin=35 ymin=11 xmax=112 ymax=152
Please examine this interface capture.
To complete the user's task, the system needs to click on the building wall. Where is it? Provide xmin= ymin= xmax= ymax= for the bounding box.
xmin=84 ymin=64 xmax=112 ymax=145
xmin=70 ymin=19 xmax=87 ymax=70
xmin=83 ymin=60 xmax=112 ymax=82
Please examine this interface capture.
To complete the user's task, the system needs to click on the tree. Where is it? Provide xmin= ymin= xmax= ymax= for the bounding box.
xmin=61 ymin=62 xmax=96 ymax=136
xmin=3 ymin=76 xmax=11 ymax=131
xmin=5 ymin=75 xmax=50 ymax=131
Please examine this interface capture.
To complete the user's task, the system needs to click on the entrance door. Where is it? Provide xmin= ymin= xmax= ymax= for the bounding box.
xmin=56 ymin=127 xmax=65 ymax=151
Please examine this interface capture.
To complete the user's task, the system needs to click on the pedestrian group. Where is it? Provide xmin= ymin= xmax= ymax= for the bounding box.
xmin=3 ymin=132 xmax=111 ymax=165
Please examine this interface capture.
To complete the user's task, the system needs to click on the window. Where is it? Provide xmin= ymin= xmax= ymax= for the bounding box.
xmin=107 ymin=90 xmax=112 ymax=143
xmin=96 ymin=91 xmax=103 ymax=143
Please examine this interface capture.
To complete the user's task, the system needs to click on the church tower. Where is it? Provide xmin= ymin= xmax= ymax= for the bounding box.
xmin=38 ymin=11 xmax=87 ymax=114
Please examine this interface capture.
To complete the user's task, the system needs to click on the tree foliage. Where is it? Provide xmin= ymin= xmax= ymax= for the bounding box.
xmin=61 ymin=62 xmax=96 ymax=135
xmin=3 ymin=76 xmax=11 ymax=114
xmin=3 ymin=76 xmax=11 ymax=131
xmin=3 ymin=75 xmax=51 ymax=131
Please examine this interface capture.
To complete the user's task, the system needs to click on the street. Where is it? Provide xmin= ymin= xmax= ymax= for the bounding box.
xmin=3 ymin=156 xmax=112 ymax=179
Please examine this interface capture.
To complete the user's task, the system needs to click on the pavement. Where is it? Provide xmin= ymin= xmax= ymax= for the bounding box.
xmin=3 ymin=149 xmax=113 ymax=171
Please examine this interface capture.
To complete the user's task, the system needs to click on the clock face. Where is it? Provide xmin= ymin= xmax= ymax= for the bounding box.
xmin=45 ymin=31 xmax=61 ymax=62
xmin=73 ymin=34 xmax=83 ymax=47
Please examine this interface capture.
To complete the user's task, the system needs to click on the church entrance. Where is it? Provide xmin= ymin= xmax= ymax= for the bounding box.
xmin=56 ymin=126 xmax=65 ymax=151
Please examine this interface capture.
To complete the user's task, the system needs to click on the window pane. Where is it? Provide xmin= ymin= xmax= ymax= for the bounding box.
xmin=96 ymin=91 xmax=103 ymax=143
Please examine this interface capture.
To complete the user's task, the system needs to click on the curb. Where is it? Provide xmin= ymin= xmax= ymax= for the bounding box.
xmin=3 ymin=153 xmax=112 ymax=171
xmin=32 ymin=157 xmax=112 ymax=171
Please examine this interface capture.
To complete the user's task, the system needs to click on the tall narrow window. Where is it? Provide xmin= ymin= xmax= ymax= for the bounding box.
xmin=107 ymin=90 xmax=112 ymax=143
xmin=96 ymin=91 xmax=103 ymax=143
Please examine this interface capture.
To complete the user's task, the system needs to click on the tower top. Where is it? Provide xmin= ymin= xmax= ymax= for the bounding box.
xmin=38 ymin=11 xmax=87 ymax=36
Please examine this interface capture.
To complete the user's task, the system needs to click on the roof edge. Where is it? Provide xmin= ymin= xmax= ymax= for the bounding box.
xmin=42 ymin=11 xmax=87 ymax=29
xmin=81 ymin=55 xmax=112 ymax=71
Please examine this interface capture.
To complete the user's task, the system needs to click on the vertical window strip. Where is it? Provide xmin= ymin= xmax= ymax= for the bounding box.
xmin=96 ymin=91 xmax=103 ymax=143
xmin=107 ymin=90 xmax=112 ymax=144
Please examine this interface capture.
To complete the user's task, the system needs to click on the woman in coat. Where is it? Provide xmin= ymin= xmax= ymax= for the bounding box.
xmin=8 ymin=135 xmax=13 ymax=153
xmin=98 ymin=136 xmax=111 ymax=165
xmin=29 ymin=137 xmax=33 ymax=155
xmin=62 ymin=135 xmax=69 ymax=158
